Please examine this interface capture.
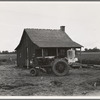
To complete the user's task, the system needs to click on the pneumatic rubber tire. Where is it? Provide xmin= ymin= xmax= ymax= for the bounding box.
xmin=30 ymin=68 xmax=38 ymax=76
xmin=52 ymin=59 xmax=69 ymax=76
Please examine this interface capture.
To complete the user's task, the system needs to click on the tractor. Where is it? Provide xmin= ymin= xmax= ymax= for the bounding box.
xmin=30 ymin=48 xmax=78 ymax=76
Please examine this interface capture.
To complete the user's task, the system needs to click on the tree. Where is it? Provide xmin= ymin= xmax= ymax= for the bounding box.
xmin=1 ymin=50 xmax=16 ymax=54
xmin=84 ymin=47 xmax=100 ymax=52
xmin=2 ymin=50 xmax=9 ymax=54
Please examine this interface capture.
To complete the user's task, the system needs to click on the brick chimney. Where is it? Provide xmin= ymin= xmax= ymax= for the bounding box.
xmin=60 ymin=26 xmax=65 ymax=32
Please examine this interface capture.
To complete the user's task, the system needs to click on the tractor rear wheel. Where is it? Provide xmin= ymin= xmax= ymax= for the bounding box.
xmin=52 ymin=59 xmax=69 ymax=76
xmin=30 ymin=68 xmax=38 ymax=76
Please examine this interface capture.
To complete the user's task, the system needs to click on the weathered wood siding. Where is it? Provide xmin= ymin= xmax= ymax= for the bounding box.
xmin=16 ymin=31 xmax=39 ymax=67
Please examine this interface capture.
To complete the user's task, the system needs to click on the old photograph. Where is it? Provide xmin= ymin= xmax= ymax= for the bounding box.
xmin=0 ymin=1 xmax=100 ymax=97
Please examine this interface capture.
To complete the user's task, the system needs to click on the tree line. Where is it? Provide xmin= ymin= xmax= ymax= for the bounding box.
xmin=84 ymin=47 xmax=100 ymax=52
xmin=0 ymin=50 xmax=16 ymax=54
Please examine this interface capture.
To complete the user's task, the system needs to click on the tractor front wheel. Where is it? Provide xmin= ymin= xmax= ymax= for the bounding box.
xmin=52 ymin=59 xmax=69 ymax=76
xmin=30 ymin=68 xmax=38 ymax=76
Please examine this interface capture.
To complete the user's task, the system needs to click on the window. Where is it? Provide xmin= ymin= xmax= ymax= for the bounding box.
xmin=44 ymin=48 xmax=56 ymax=56
xmin=58 ymin=49 xmax=66 ymax=57
xmin=44 ymin=49 xmax=48 ymax=56
xmin=35 ymin=49 xmax=42 ymax=57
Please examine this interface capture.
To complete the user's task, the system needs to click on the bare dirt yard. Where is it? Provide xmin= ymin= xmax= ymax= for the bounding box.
xmin=0 ymin=65 xmax=100 ymax=96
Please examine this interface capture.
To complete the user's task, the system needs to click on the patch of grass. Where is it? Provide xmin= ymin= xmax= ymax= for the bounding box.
xmin=77 ymin=52 xmax=100 ymax=65
xmin=0 ymin=54 xmax=16 ymax=65
xmin=0 ymin=83 xmax=38 ymax=90
xmin=79 ymin=78 xmax=100 ymax=90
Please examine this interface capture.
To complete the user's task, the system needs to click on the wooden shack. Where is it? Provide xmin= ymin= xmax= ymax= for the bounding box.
xmin=15 ymin=26 xmax=82 ymax=68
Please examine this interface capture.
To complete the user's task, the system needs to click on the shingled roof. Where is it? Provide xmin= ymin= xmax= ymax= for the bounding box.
xmin=24 ymin=28 xmax=82 ymax=48
xmin=15 ymin=27 xmax=82 ymax=50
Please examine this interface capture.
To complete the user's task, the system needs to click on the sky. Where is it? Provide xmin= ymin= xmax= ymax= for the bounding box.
xmin=0 ymin=1 xmax=100 ymax=52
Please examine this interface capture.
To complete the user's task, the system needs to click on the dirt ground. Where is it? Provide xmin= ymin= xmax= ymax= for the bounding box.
xmin=0 ymin=65 xmax=100 ymax=96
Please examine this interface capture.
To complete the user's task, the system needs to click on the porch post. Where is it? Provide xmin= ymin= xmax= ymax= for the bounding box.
xmin=42 ymin=48 xmax=44 ymax=57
